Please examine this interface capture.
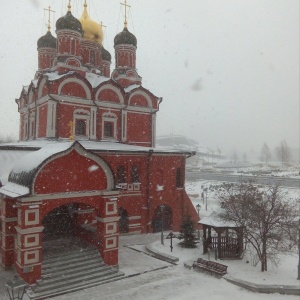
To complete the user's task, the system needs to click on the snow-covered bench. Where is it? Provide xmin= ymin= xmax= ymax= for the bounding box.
xmin=193 ymin=258 xmax=228 ymax=276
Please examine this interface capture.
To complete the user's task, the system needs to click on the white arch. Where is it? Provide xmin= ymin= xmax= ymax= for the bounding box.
xmin=37 ymin=78 xmax=47 ymax=99
xmin=95 ymin=84 xmax=124 ymax=104
xmin=128 ymin=90 xmax=152 ymax=108
xmin=58 ymin=78 xmax=92 ymax=100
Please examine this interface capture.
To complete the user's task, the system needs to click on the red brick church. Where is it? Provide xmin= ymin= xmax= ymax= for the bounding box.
xmin=0 ymin=1 xmax=198 ymax=284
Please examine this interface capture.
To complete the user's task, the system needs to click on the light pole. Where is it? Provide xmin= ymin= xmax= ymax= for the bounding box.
xmin=196 ymin=204 xmax=201 ymax=240
xmin=160 ymin=204 xmax=165 ymax=245
xmin=203 ymin=188 xmax=208 ymax=211
xmin=297 ymin=219 xmax=300 ymax=280
xmin=6 ymin=276 xmax=27 ymax=300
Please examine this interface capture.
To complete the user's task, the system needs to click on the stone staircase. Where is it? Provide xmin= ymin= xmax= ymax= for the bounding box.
xmin=27 ymin=241 xmax=124 ymax=299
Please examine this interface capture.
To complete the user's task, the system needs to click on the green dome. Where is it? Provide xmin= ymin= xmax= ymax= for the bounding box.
xmin=56 ymin=11 xmax=83 ymax=33
xmin=102 ymin=47 xmax=111 ymax=62
xmin=37 ymin=31 xmax=57 ymax=49
xmin=114 ymin=27 xmax=137 ymax=47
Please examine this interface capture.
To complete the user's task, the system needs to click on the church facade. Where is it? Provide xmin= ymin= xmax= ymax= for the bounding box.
xmin=0 ymin=2 xmax=198 ymax=284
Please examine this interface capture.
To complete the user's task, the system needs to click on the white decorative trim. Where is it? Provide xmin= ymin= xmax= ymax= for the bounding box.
xmin=128 ymin=216 xmax=141 ymax=220
xmin=121 ymin=110 xmax=127 ymax=142
xmin=24 ymin=234 xmax=39 ymax=248
xmin=15 ymin=226 xmax=44 ymax=235
xmin=0 ymin=216 xmax=18 ymax=222
xmin=18 ymin=209 xmax=22 ymax=226
xmin=106 ymin=202 xmax=117 ymax=215
xmin=128 ymin=223 xmax=141 ymax=228
xmin=32 ymin=142 xmax=115 ymax=193
xmin=37 ymin=78 xmax=47 ymax=99
xmin=25 ymin=209 xmax=39 ymax=226
xmin=20 ymin=190 xmax=119 ymax=202
xmin=102 ymin=112 xmax=117 ymax=141
xmin=128 ymin=90 xmax=152 ymax=109
xmin=73 ymin=109 xmax=90 ymax=138
xmin=17 ymin=249 xmax=21 ymax=264
xmin=46 ymin=100 xmax=57 ymax=138
xmin=24 ymin=250 xmax=39 ymax=264
xmin=105 ymin=236 xmax=117 ymax=249
xmin=106 ymin=222 xmax=117 ymax=234
xmin=17 ymin=233 xmax=21 ymax=247
xmin=90 ymin=106 xmax=97 ymax=139
xmin=152 ymin=113 xmax=156 ymax=147
xmin=58 ymin=78 xmax=91 ymax=100
xmin=95 ymin=85 xmax=124 ymax=104
xmin=97 ymin=216 xmax=120 ymax=223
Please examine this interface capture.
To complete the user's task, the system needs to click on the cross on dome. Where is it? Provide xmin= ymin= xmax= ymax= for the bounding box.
xmin=43 ymin=6 xmax=55 ymax=32
xmin=120 ymin=0 xmax=131 ymax=28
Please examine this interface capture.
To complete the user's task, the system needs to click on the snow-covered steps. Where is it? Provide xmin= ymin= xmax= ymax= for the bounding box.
xmin=27 ymin=244 xmax=125 ymax=299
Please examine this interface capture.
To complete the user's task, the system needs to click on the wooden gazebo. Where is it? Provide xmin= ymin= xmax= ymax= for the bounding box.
xmin=199 ymin=212 xmax=244 ymax=260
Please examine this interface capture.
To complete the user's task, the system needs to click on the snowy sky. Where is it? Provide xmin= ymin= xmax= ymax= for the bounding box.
xmin=0 ymin=0 xmax=298 ymax=155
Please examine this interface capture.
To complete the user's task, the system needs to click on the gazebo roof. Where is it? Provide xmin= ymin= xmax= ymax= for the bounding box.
xmin=199 ymin=210 xmax=241 ymax=229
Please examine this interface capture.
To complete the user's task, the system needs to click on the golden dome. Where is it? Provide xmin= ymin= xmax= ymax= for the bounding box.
xmin=79 ymin=2 xmax=103 ymax=44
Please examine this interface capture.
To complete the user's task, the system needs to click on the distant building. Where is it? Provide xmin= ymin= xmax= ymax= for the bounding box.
xmin=156 ymin=135 xmax=224 ymax=167
xmin=0 ymin=3 xmax=197 ymax=284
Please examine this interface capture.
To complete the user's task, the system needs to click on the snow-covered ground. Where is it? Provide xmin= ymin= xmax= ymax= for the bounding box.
xmin=51 ymin=177 xmax=300 ymax=300
xmin=1 ymin=179 xmax=299 ymax=300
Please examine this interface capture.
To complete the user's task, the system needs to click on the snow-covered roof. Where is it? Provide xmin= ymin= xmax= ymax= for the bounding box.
xmin=0 ymin=139 xmax=194 ymax=155
xmin=0 ymin=150 xmax=33 ymax=185
xmin=44 ymin=71 xmax=72 ymax=81
xmin=0 ymin=140 xmax=194 ymax=186
xmin=85 ymin=72 xmax=110 ymax=88
xmin=10 ymin=142 xmax=72 ymax=175
xmin=7 ymin=142 xmax=73 ymax=189
xmin=32 ymin=79 xmax=38 ymax=88
xmin=0 ymin=182 xmax=29 ymax=198
xmin=124 ymin=84 xmax=141 ymax=93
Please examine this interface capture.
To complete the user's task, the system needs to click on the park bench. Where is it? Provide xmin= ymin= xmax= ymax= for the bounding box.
xmin=192 ymin=258 xmax=228 ymax=276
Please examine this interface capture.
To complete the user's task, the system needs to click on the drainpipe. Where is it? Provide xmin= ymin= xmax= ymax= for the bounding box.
xmin=146 ymin=149 xmax=153 ymax=233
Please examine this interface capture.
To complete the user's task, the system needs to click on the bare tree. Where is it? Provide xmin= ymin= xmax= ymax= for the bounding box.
xmin=260 ymin=143 xmax=271 ymax=165
xmin=218 ymin=181 xmax=298 ymax=272
xmin=276 ymin=140 xmax=291 ymax=167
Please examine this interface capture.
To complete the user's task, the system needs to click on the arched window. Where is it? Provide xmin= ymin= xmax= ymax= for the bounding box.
xmin=131 ymin=165 xmax=139 ymax=183
xmin=117 ymin=166 xmax=126 ymax=184
xmin=75 ymin=120 xmax=86 ymax=135
xmin=176 ymin=168 xmax=183 ymax=188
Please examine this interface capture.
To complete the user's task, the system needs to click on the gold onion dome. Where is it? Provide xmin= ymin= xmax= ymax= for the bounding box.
xmin=79 ymin=2 xmax=103 ymax=44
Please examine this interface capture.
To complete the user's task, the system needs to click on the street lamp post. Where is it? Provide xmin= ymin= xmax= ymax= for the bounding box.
xmin=297 ymin=219 xmax=300 ymax=280
xmin=6 ymin=276 xmax=27 ymax=300
xmin=160 ymin=204 xmax=165 ymax=245
xmin=196 ymin=204 xmax=201 ymax=240
xmin=203 ymin=188 xmax=208 ymax=211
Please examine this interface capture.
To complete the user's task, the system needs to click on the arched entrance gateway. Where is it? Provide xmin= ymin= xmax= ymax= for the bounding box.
xmin=42 ymin=204 xmax=76 ymax=240
xmin=0 ymin=142 xmax=120 ymax=284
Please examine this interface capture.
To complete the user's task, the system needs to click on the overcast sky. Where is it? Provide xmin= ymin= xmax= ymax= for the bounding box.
xmin=0 ymin=0 xmax=298 ymax=155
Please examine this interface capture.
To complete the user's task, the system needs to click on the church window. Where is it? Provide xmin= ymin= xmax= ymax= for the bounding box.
xmin=131 ymin=165 xmax=139 ymax=183
xmin=176 ymin=168 xmax=183 ymax=188
xmin=102 ymin=112 xmax=117 ymax=140
xmin=90 ymin=50 xmax=95 ymax=65
xmin=70 ymin=38 xmax=76 ymax=55
xmin=104 ymin=122 xmax=114 ymax=137
xmin=117 ymin=166 xmax=126 ymax=183
xmin=75 ymin=120 xmax=86 ymax=135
